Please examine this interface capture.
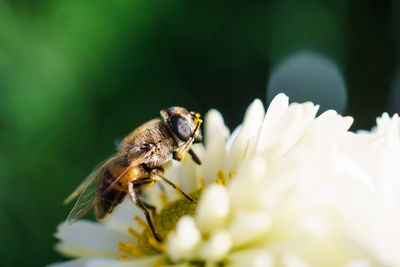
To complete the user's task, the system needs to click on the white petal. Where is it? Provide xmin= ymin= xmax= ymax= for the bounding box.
xmin=179 ymin=146 xmax=204 ymax=191
xmin=229 ymin=156 xmax=268 ymax=210
xmin=47 ymin=258 xmax=90 ymax=267
xmin=281 ymin=110 xmax=353 ymax=168
xmin=195 ymin=184 xmax=229 ymax=234
xmin=55 ymin=220 xmax=132 ymax=258
xmin=282 ymin=254 xmax=310 ymax=267
xmin=163 ymin=161 xmax=188 ymax=202
xmin=229 ymin=211 xmax=270 ymax=248
xmin=166 ymin=216 xmax=201 ymax=261
xmin=257 ymin=93 xmax=289 ymax=152
xmin=163 ymin=157 xmax=202 ymax=202
xmin=102 ymin=198 xmax=146 ymax=234
xmin=144 ymin=184 xmax=167 ymax=211
xmin=202 ymin=110 xmax=230 ymax=184
xmin=344 ymin=260 xmax=372 ymax=267
xmin=228 ymin=249 xmax=274 ymax=267
xmin=259 ymin=102 xmax=319 ymax=162
xmin=226 ymin=124 xmax=241 ymax=152
xmin=47 ymin=257 xmax=162 ymax=267
xmin=381 ymin=113 xmax=400 ymax=148
xmin=198 ymin=230 xmax=232 ymax=262
xmin=299 ymin=212 xmax=333 ymax=237
xmin=85 ymin=256 xmax=162 ymax=267
xmin=205 ymin=109 xmax=230 ymax=146
xmin=226 ymin=99 xmax=265 ymax=172
xmin=332 ymin=141 xmax=375 ymax=193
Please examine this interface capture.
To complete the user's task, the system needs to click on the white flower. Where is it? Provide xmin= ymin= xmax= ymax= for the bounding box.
xmin=49 ymin=94 xmax=400 ymax=267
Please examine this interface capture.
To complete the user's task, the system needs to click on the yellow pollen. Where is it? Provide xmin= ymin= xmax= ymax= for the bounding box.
xmin=216 ymin=170 xmax=226 ymax=185
xmin=198 ymin=176 xmax=205 ymax=188
xmin=148 ymin=236 xmax=166 ymax=252
xmin=128 ymin=227 xmax=140 ymax=239
xmin=154 ymin=259 xmax=164 ymax=267
xmin=134 ymin=216 xmax=147 ymax=228
xmin=194 ymin=113 xmax=202 ymax=125
xmin=118 ymin=242 xmax=144 ymax=257
xmin=229 ymin=171 xmax=236 ymax=179
xmin=175 ymin=146 xmax=186 ymax=161
xmin=159 ymin=191 xmax=169 ymax=206
xmin=116 ymin=255 xmax=128 ymax=260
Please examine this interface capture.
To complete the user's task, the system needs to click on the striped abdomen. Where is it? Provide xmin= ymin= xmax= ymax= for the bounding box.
xmin=95 ymin=160 xmax=130 ymax=219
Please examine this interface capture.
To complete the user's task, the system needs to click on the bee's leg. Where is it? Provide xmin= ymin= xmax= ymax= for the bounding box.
xmin=132 ymin=180 xmax=157 ymax=217
xmin=150 ymin=169 xmax=193 ymax=202
xmin=142 ymin=201 xmax=157 ymax=217
xmin=174 ymin=143 xmax=202 ymax=165
xmin=188 ymin=149 xmax=201 ymax=165
xmin=128 ymin=179 xmax=161 ymax=242
xmin=173 ymin=139 xmax=195 ymax=161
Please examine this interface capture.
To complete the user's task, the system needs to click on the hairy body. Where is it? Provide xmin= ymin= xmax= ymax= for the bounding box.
xmin=65 ymin=107 xmax=203 ymax=241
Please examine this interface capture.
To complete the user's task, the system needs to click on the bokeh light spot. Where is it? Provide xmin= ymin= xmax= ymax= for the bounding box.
xmin=267 ymin=51 xmax=347 ymax=113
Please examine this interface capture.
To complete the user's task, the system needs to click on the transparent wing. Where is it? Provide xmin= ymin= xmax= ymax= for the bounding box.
xmin=64 ymin=155 xmax=116 ymax=205
xmin=65 ymin=155 xmax=116 ymax=224
xmin=64 ymin=172 xmax=97 ymax=206
xmin=65 ymin=147 xmax=154 ymax=224
xmin=65 ymin=173 xmax=98 ymax=224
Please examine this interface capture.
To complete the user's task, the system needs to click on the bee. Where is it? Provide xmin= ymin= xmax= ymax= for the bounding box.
xmin=64 ymin=107 xmax=202 ymax=241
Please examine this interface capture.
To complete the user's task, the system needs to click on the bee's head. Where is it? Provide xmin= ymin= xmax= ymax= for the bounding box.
xmin=161 ymin=107 xmax=202 ymax=144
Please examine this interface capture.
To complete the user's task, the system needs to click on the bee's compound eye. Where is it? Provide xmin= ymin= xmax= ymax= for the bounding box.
xmin=170 ymin=115 xmax=191 ymax=141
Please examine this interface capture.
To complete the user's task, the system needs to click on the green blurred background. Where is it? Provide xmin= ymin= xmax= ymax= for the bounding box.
xmin=0 ymin=0 xmax=398 ymax=266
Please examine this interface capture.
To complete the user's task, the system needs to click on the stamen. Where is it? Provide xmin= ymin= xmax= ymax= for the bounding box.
xmin=116 ymin=255 xmax=128 ymax=260
xmin=134 ymin=215 xmax=147 ymax=228
xmin=216 ymin=170 xmax=226 ymax=185
xmin=118 ymin=242 xmax=144 ymax=257
xmin=198 ymin=176 xmax=205 ymax=188
xmin=159 ymin=191 xmax=169 ymax=207
xmin=128 ymin=227 xmax=140 ymax=239
xmin=229 ymin=171 xmax=236 ymax=179
xmin=153 ymin=259 xmax=164 ymax=267
xmin=148 ymin=236 xmax=166 ymax=252
xmin=194 ymin=114 xmax=203 ymax=126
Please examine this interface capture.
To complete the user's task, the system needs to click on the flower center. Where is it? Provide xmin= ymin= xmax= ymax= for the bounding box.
xmin=117 ymin=170 xmax=235 ymax=260
xmin=117 ymin=189 xmax=203 ymax=259
xmin=139 ymin=189 xmax=202 ymax=254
